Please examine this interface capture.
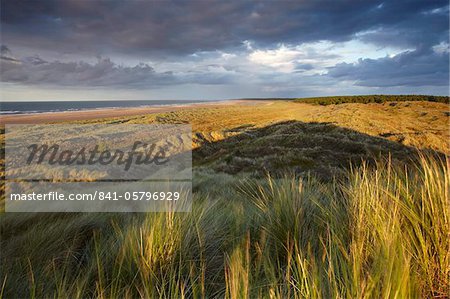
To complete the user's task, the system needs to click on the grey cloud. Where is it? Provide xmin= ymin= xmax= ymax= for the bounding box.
xmin=0 ymin=53 xmax=175 ymax=88
xmin=327 ymin=48 xmax=449 ymax=87
xmin=0 ymin=47 xmax=239 ymax=87
xmin=1 ymin=0 xmax=448 ymax=94
xmin=1 ymin=45 xmax=11 ymax=55
xmin=294 ymin=63 xmax=314 ymax=71
xmin=0 ymin=44 xmax=20 ymax=63
xmin=1 ymin=1 xmax=448 ymax=57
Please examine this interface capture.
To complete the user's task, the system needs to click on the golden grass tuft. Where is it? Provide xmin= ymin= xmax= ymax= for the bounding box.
xmin=0 ymin=154 xmax=448 ymax=298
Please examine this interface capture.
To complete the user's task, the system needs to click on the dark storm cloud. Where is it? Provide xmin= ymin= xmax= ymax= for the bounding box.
xmin=327 ymin=48 xmax=449 ymax=87
xmin=0 ymin=44 xmax=20 ymax=63
xmin=0 ymin=53 xmax=175 ymax=88
xmin=1 ymin=0 xmax=448 ymax=56
xmin=0 ymin=0 xmax=448 ymax=91
xmin=0 ymin=47 xmax=236 ymax=87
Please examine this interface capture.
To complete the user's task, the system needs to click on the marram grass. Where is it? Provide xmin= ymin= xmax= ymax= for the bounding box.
xmin=0 ymin=154 xmax=448 ymax=298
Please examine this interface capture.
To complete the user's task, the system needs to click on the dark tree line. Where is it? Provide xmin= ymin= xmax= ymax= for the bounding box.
xmin=294 ymin=95 xmax=449 ymax=105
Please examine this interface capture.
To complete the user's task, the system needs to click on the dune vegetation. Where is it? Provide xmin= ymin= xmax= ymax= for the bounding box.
xmin=0 ymin=155 xmax=448 ymax=298
xmin=0 ymin=99 xmax=449 ymax=298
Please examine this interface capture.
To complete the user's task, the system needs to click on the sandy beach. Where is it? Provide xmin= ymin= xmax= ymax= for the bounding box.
xmin=0 ymin=100 xmax=260 ymax=124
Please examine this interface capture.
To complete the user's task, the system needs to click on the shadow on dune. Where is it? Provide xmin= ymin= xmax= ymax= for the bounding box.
xmin=193 ymin=120 xmax=445 ymax=180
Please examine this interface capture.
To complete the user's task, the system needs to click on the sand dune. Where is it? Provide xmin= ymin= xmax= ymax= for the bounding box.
xmin=0 ymin=100 xmax=259 ymax=124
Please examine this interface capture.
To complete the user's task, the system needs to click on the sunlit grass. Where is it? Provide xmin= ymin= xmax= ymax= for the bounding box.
xmin=1 ymin=154 xmax=448 ymax=298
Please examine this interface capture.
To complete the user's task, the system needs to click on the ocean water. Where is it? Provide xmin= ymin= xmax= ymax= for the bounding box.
xmin=0 ymin=100 xmax=209 ymax=115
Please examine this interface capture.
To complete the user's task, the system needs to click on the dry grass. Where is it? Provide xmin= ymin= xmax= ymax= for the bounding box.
xmin=0 ymin=100 xmax=449 ymax=298
xmin=70 ymin=100 xmax=449 ymax=153
xmin=0 ymin=155 xmax=448 ymax=298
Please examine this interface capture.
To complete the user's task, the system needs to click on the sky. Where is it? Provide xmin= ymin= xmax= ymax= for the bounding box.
xmin=0 ymin=0 xmax=449 ymax=101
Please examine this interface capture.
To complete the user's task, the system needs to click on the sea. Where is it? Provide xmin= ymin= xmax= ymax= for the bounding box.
xmin=0 ymin=100 xmax=211 ymax=115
